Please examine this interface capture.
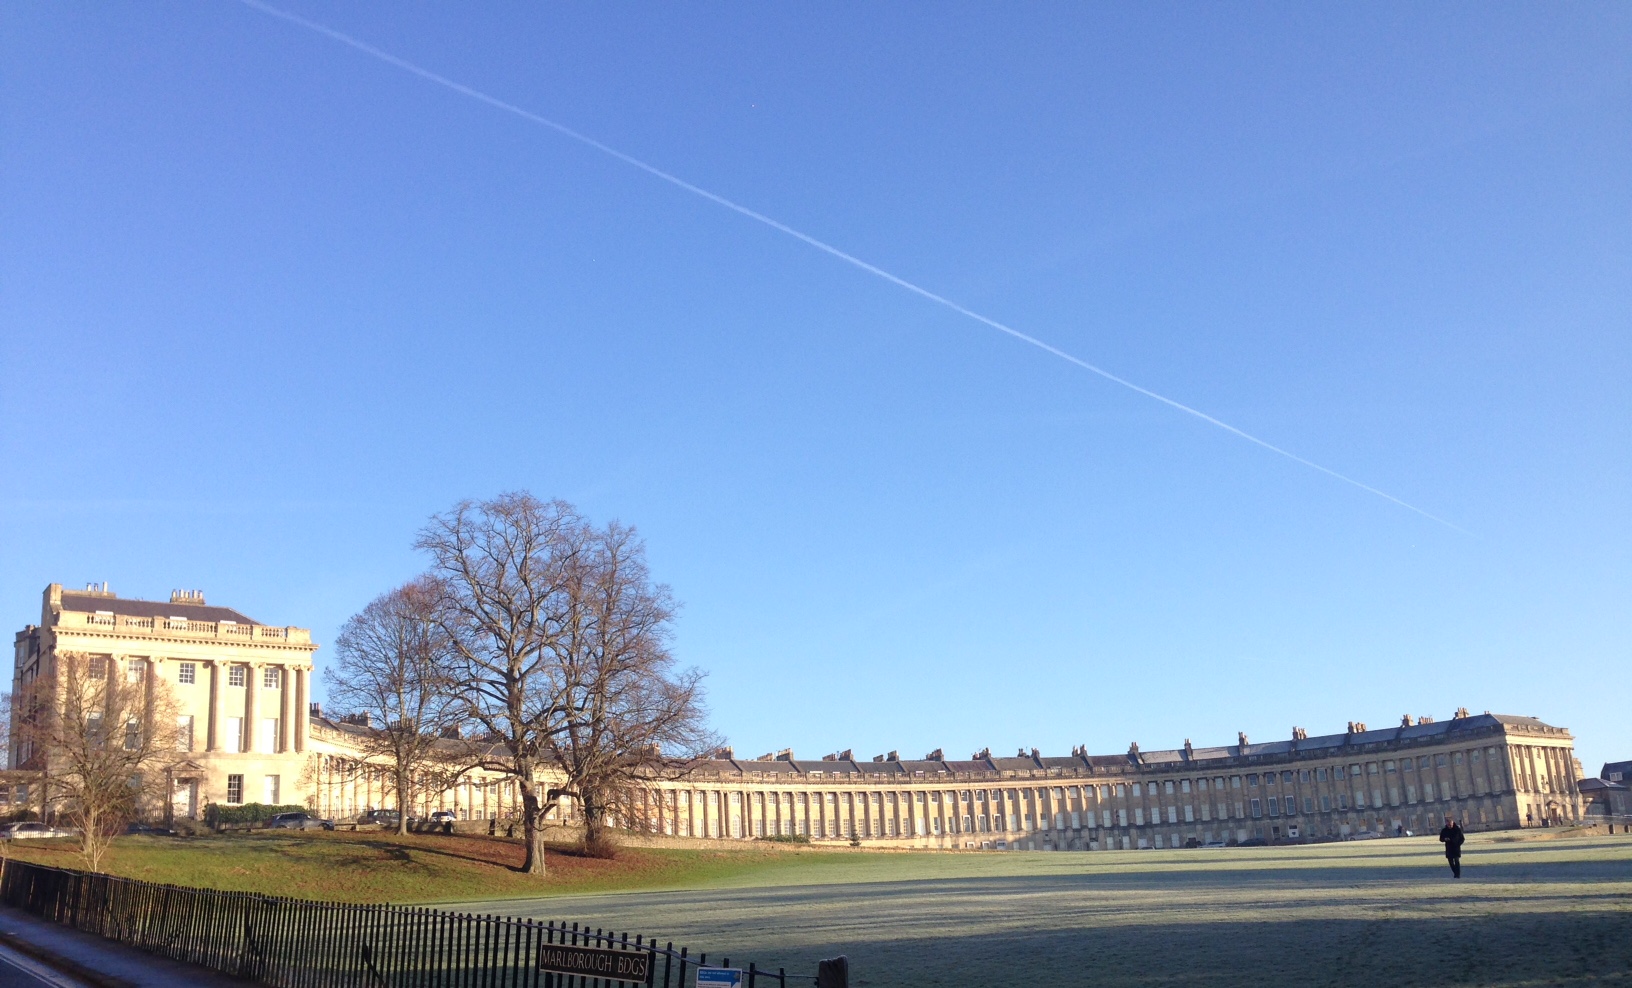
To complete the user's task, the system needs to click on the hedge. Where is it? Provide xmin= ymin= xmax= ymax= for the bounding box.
xmin=204 ymin=802 xmax=309 ymax=827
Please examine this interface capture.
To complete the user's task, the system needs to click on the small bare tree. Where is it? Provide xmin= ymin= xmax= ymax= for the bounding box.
xmin=14 ymin=653 xmax=182 ymax=871
xmin=416 ymin=493 xmax=714 ymax=874
xmin=326 ymin=578 xmax=467 ymax=835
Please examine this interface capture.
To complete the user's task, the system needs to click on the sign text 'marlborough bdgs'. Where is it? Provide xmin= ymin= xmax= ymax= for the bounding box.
xmin=537 ymin=943 xmax=651 ymax=983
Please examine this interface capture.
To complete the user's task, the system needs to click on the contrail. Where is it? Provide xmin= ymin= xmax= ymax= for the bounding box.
xmin=236 ymin=0 xmax=1465 ymax=533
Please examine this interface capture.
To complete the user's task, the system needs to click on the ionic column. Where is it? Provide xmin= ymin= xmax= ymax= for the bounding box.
xmin=142 ymin=657 xmax=158 ymax=732
xmin=244 ymin=663 xmax=259 ymax=752
xmin=206 ymin=660 xmax=223 ymax=751
xmin=294 ymin=668 xmax=308 ymax=752
xmin=279 ymin=666 xmax=293 ymax=753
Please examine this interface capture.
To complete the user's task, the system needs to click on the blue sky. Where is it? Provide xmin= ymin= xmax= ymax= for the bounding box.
xmin=3 ymin=3 xmax=1628 ymax=772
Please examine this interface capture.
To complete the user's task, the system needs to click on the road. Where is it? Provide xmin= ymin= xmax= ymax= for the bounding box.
xmin=0 ymin=944 xmax=80 ymax=988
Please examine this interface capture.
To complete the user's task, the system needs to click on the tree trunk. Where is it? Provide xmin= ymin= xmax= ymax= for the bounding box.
xmin=581 ymin=792 xmax=604 ymax=850
xmin=396 ymin=767 xmax=410 ymax=836
xmin=520 ymin=782 xmax=547 ymax=875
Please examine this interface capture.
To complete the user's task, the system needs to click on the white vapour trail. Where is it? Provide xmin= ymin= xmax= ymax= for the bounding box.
xmin=237 ymin=0 xmax=1464 ymax=533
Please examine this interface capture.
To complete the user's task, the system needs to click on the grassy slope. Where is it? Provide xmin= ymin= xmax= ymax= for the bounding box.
xmin=9 ymin=831 xmax=1632 ymax=987
xmin=484 ymin=834 xmax=1632 ymax=988
xmin=2 ymin=831 xmax=821 ymax=903
xmin=5 ymin=828 xmax=1630 ymax=906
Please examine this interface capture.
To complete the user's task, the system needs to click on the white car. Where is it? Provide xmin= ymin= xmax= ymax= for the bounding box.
xmin=428 ymin=810 xmax=458 ymax=824
xmin=0 ymin=822 xmax=75 ymax=840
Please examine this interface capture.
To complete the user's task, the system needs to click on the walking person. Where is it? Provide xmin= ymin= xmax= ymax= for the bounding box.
xmin=1438 ymin=815 xmax=1465 ymax=879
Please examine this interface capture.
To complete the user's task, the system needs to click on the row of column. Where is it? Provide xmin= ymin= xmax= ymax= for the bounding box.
xmin=201 ymin=659 xmax=309 ymax=754
xmin=641 ymin=745 xmax=1530 ymax=842
xmin=1509 ymin=743 xmax=1575 ymax=795
xmin=314 ymin=757 xmax=537 ymax=822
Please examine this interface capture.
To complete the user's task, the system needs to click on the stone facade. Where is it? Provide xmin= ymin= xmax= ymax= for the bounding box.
xmin=9 ymin=584 xmax=1588 ymax=845
xmin=310 ymin=712 xmax=1586 ymax=848
xmin=10 ymin=584 xmax=316 ymax=819
xmin=617 ymin=712 xmax=1582 ymax=848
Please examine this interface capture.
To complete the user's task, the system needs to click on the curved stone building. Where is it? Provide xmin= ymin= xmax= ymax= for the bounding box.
xmin=13 ymin=584 xmax=1586 ymax=846
xmin=618 ymin=714 xmax=1582 ymax=849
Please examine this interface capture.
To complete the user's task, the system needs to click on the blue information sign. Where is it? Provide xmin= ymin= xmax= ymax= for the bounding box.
xmin=696 ymin=967 xmax=743 ymax=988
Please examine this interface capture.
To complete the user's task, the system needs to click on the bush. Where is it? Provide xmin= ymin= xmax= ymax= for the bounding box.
xmin=204 ymin=803 xmax=309 ymax=828
xmin=580 ymin=830 xmax=619 ymax=860
xmin=755 ymin=833 xmax=811 ymax=844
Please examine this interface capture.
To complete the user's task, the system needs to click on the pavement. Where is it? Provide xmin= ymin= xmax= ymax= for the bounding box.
xmin=0 ymin=942 xmax=81 ymax=988
xmin=0 ymin=907 xmax=249 ymax=987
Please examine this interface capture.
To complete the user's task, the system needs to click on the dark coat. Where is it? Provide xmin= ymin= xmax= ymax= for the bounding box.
xmin=1439 ymin=823 xmax=1465 ymax=856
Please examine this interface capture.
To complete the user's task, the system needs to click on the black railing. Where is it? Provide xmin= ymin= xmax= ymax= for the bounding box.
xmin=0 ymin=861 xmax=808 ymax=988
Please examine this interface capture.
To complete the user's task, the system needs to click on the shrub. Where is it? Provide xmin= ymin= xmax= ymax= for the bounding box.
xmin=580 ymin=830 xmax=619 ymax=860
xmin=204 ymin=803 xmax=309 ymax=828
xmin=755 ymin=833 xmax=811 ymax=844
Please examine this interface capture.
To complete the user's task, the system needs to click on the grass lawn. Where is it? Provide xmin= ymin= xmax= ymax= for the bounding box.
xmin=476 ymin=832 xmax=1632 ymax=988
xmin=6 ymin=830 xmax=1631 ymax=985
xmin=0 ymin=830 xmax=844 ymax=902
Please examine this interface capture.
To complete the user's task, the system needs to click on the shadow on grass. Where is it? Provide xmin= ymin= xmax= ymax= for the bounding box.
xmin=365 ymin=900 xmax=1632 ymax=988
xmin=276 ymin=831 xmax=635 ymax=874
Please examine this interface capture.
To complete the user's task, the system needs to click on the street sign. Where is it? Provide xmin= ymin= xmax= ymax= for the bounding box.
xmin=697 ymin=966 xmax=744 ymax=988
xmin=536 ymin=943 xmax=650 ymax=983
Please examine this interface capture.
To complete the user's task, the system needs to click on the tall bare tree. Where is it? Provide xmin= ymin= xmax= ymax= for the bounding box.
xmin=326 ymin=577 xmax=467 ymax=835
xmin=416 ymin=493 xmax=713 ymax=874
xmin=14 ymin=653 xmax=183 ymax=871
xmin=551 ymin=520 xmax=715 ymax=856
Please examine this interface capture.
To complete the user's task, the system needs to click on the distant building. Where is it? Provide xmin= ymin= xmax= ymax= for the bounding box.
xmin=8 ymin=582 xmax=1593 ymax=845
xmin=1586 ymin=760 xmax=1632 ymax=825
xmin=608 ymin=711 xmax=1584 ymax=848
xmin=311 ymin=712 xmax=1595 ymax=845
xmin=10 ymin=583 xmax=316 ymax=819
xmin=1579 ymin=778 xmax=1631 ymax=823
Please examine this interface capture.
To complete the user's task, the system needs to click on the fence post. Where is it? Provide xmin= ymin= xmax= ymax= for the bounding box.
xmin=0 ymin=861 xmax=795 ymax=988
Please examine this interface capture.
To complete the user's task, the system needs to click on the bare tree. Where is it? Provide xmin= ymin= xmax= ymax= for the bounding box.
xmin=14 ymin=653 xmax=183 ymax=871
xmin=326 ymin=578 xmax=467 ymax=835
xmin=551 ymin=521 xmax=716 ymax=856
xmin=416 ymin=493 xmax=714 ymax=874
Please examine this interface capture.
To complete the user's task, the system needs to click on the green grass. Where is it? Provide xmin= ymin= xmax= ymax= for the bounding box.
xmin=476 ymin=832 xmax=1632 ymax=988
xmin=1 ymin=830 xmax=845 ymax=903
xmin=8 ymin=830 xmax=1632 ymax=985
xmin=7 ymin=827 xmax=1630 ymax=905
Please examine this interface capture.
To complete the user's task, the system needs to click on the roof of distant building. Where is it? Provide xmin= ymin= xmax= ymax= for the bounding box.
xmin=676 ymin=712 xmax=1567 ymax=779
xmin=1579 ymin=778 xmax=1627 ymax=793
xmin=58 ymin=590 xmax=258 ymax=626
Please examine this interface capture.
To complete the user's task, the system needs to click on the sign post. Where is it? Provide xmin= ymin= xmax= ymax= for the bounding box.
xmin=536 ymin=943 xmax=650 ymax=983
xmin=696 ymin=966 xmax=744 ymax=988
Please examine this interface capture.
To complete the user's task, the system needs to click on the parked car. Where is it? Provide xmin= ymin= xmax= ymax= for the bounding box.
xmin=0 ymin=822 xmax=76 ymax=840
xmin=357 ymin=809 xmax=401 ymax=827
xmin=428 ymin=810 xmax=458 ymax=824
xmin=267 ymin=812 xmax=334 ymax=831
xmin=125 ymin=821 xmax=171 ymax=835
xmin=1201 ymin=841 xmax=1227 ymax=849
xmin=1237 ymin=837 xmax=1269 ymax=847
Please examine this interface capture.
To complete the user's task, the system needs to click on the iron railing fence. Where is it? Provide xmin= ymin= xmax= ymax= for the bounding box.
xmin=0 ymin=860 xmax=807 ymax=988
